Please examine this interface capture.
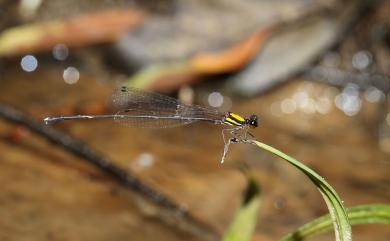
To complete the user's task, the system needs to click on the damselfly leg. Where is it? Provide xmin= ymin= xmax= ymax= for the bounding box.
xmin=220 ymin=125 xmax=255 ymax=163
xmin=221 ymin=137 xmax=239 ymax=164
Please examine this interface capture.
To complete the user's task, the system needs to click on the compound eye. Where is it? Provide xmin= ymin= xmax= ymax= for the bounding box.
xmin=249 ymin=115 xmax=258 ymax=128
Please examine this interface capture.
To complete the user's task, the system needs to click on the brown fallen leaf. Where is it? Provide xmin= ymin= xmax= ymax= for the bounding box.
xmin=0 ymin=8 xmax=144 ymax=57
xmin=127 ymin=26 xmax=275 ymax=92
xmin=189 ymin=26 xmax=275 ymax=74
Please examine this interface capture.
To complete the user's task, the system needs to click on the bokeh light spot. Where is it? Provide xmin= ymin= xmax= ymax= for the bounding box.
xmin=20 ymin=55 xmax=38 ymax=72
xmin=280 ymin=98 xmax=296 ymax=114
xmin=53 ymin=44 xmax=69 ymax=61
xmin=352 ymin=50 xmax=372 ymax=70
xmin=63 ymin=66 xmax=80 ymax=84
xmin=208 ymin=92 xmax=224 ymax=108
xmin=364 ymin=86 xmax=385 ymax=103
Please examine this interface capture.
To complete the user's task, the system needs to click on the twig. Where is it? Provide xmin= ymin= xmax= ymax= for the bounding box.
xmin=0 ymin=102 xmax=223 ymax=240
xmin=0 ymin=102 xmax=181 ymax=210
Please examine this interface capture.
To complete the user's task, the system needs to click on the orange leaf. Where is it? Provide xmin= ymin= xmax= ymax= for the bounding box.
xmin=0 ymin=8 xmax=144 ymax=57
xmin=189 ymin=26 xmax=275 ymax=74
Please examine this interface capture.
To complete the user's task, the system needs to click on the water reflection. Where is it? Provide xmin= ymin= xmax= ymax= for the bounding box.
xmin=299 ymin=97 xmax=316 ymax=114
xmin=352 ymin=50 xmax=372 ymax=70
xmin=271 ymin=84 xmax=335 ymax=116
xmin=20 ymin=55 xmax=38 ymax=72
xmin=63 ymin=66 xmax=80 ymax=84
xmin=306 ymin=65 xmax=389 ymax=94
xmin=280 ymin=98 xmax=296 ymax=114
xmin=202 ymin=91 xmax=232 ymax=112
xmin=52 ymin=44 xmax=69 ymax=61
xmin=207 ymin=91 xmax=224 ymax=108
xmin=315 ymin=97 xmax=332 ymax=115
xmin=132 ymin=152 xmax=155 ymax=171
xmin=335 ymin=84 xmax=362 ymax=116
xmin=364 ymin=86 xmax=385 ymax=103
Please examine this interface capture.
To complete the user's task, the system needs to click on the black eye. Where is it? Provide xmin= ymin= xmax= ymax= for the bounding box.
xmin=249 ymin=115 xmax=258 ymax=127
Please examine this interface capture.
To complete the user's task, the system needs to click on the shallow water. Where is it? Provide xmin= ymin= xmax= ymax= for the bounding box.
xmin=0 ymin=57 xmax=389 ymax=241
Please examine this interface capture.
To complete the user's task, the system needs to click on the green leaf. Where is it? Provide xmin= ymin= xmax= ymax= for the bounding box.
xmin=222 ymin=175 xmax=261 ymax=241
xmin=279 ymin=204 xmax=390 ymax=241
xmin=249 ymin=140 xmax=351 ymax=241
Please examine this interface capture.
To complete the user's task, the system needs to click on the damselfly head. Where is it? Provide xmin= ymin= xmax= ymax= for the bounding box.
xmin=247 ymin=114 xmax=258 ymax=128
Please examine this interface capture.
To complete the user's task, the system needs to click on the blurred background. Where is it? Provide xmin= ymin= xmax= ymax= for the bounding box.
xmin=0 ymin=0 xmax=389 ymax=240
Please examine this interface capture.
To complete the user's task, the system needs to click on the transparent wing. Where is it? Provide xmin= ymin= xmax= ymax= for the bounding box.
xmin=112 ymin=86 xmax=182 ymax=110
xmin=114 ymin=107 xmax=197 ymax=128
xmin=111 ymin=86 xmax=226 ymax=128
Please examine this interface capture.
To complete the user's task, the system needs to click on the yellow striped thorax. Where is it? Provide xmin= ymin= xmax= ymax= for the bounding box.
xmin=224 ymin=112 xmax=246 ymax=126
xmin=223 ymin=112 xmax=259 ymax=128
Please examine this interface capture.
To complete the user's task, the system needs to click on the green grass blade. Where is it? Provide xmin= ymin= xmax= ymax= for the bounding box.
xmin=279 ymin=204 xmax=390 ymax=241
xmin=249 ymin=140 xmax=351 ymax=241
xmin=222 ymin=175 xmax=261 ymax=241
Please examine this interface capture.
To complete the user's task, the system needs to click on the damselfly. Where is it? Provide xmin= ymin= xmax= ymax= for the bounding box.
xmin=44 ymin=86 xmax=259 ymax=163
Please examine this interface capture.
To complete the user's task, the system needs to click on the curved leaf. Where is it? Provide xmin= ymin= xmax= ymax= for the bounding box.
xmin=249 ymin=140 xmax=351 ymax=241
xmin=280 ymin=204 xmax=390 ymax=241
